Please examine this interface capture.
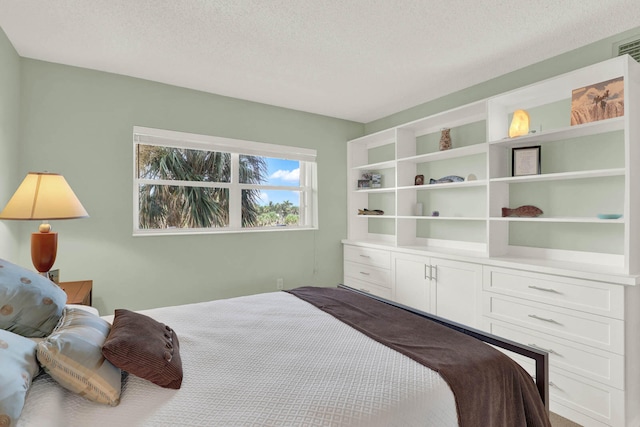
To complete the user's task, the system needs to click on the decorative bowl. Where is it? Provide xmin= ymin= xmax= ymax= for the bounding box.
xmin=597 ymin=214 xmax=622 ymax=219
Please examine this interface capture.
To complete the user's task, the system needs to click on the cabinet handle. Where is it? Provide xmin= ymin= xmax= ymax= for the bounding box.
xmin=425 ymin=264 xmax=431 ymax=280
xmin=359 ymin=271 xmax=370 ymax=276
xmin=527 ymin=343 xmax=556 ymax=355
xmin=528 ymin=285 xmax=561 ymax=294
xmin=528 ymin=314 xmax=561 ymax=325
xmin=359 ymin=254 xmax=371 ymax=258
xmin=359 ymin=288 xmax=371 ymax=293
xmin=432 ymin=265 xmax=437 ymax=281
xmin=549 ymin=381 xmax=563 ymax=391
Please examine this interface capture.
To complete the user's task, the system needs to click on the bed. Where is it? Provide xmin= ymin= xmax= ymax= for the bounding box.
xmin=3 ymin=266 xmax=550 ymax=427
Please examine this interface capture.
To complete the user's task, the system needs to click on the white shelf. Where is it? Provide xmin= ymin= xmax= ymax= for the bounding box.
xmin=352 ymin=160 xmax=396 ymax=170
xmin=356 ymin=214 xmax=396 ymax=219
xmin=398 ymin=216 xmax=485 ymax=221
xmin=488 ymin=117 xmax=624 ymax=148
xmin=490 ymin=216 xmax=624 ymax=224
xmin=398 ymin=143 xmax=486 ymax=164
xmin=490 ymin=168 xmax=624 ymax=183
xmin=399 ymin=180 xmax=486 ymax=190
xmin=353 ymin=187 xmax=396 ymax=193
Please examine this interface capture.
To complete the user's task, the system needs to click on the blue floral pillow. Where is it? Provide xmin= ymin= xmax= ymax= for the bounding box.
xmin=0 ymin=258 xmax=67 ymax=338
xmin=0 ymin=329 xmax=40 ymax=427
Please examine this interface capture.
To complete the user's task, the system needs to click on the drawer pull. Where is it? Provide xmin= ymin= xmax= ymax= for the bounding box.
xmin=528 ymin=285 xmax=561 ymax=294
xmin=528 ymin=314 xmax=561 ymax=325
xmin=359 ymin=255 xmax=371 ymax=258
xmin=527 ymin=343 xmax=556 ymax=355
xmin=549 ymin=381 xmax=563 ymax=391
xmin=359 ymin=271 xmax=370 ymax=276
xmin=359 ymin=288 xmax=371 ymax=293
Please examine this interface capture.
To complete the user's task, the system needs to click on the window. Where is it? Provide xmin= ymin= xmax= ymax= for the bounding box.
xmin=133 ymin=126 xmax=317 ymax=235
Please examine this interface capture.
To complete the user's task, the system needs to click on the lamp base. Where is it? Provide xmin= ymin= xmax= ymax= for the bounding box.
xmin=31 ymin=232 xmax=57 ymax=273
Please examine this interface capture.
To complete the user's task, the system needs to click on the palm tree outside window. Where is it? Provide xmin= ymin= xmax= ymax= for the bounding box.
xmin=133 ymin=127 xmax=317 ymax=235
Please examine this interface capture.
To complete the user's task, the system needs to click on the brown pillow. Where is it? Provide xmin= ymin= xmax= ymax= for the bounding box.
xmin=102 ymin=309 xmax=183 ymax=389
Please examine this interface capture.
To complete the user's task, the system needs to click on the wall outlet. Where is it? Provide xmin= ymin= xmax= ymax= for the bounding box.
xmin=276 ymin=278 xmax=284 ymax=290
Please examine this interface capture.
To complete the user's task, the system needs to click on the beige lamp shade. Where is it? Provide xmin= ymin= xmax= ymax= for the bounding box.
xmin=0 ymin=172 xmax=88 ymax=273
xmin=0 ymin=172 xmax=88 ymax=220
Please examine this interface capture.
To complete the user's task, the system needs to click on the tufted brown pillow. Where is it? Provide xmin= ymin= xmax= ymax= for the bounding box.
xmin=101 ymin=309 xmax=183 ymax=389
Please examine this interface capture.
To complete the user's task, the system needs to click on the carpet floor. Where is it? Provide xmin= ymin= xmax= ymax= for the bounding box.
xmin=550 ymin=411 xmax=582 ymax=427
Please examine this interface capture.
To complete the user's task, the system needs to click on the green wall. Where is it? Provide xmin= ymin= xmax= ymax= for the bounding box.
xmin=366 ymin=26 xmax=640 ymax=134
xmin=0 ymin=28 xmax=20 ymax=259
xmin=14 ymin=59 xmax=363 ymax=314
xmin=4 ymin=24 xmax=640 ymax=315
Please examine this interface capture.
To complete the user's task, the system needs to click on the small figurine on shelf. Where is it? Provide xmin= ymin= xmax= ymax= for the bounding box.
xmin=501 ymin=205 xmax=543 ymax=217
xmin=358 ymin=209 xmax=384 ymax=216
xmin=371 ymin=173 xmax=382 ymax=188
xmin=439 ymin=128 xmax=452 ymax=151
xmin=415 ymin=175 xmax=425 ymax=185
xmin=432 ymin=211 xmax=440 ymax=217
xmin=429 ymin=175 xmax=464 ymax=184
xmin=357 ymin=180 xmax=371 ymax=189
xmin=358 ymin=171 xmax=373 ymax=189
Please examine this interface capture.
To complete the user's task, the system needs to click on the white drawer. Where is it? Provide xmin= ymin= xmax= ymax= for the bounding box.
xmin=494 ymin=350 xmax=624 ymax=427
xmin=344 ymin=261 xmax=391 ymax=288
xmin=483 ymin=293 xmax=624 ymax=354
xmin=344 ymin=245 xmax=391 ymax=269
xmin=342 ymin=277 xmax=392 ymax=300
xmin=484 ymin=318 xmax=624 ymax=389
xmin=483 ymin=267 xmax=624 ymax=319
xmin=549 ymin=369 xmax=625 ymax=427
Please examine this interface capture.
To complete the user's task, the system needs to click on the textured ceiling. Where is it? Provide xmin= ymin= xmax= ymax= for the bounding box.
xmin=0 ymin=0 xmax=639 ymax=123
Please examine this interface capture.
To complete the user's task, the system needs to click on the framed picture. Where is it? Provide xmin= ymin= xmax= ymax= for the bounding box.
xmin=357 ymin=179 xmax=371 ymax=189
xmin=512 ymin=146 xmax=541 ymax=176
xmin=371 ymin=173 xmax=382 ymax=188
xmin=47 ymin=269 xmax=60 ymax=284
xmin=571 ymin=76 xmax=624 ymax=125
xmin=414 ymin=175 xmax=424 ymax=186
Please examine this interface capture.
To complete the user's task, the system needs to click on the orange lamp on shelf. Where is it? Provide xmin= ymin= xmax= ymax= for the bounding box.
xmin=509 ymin=109 xmax=530 ymax=138
xmin=0 ymin=172 xmax=89 ymax=273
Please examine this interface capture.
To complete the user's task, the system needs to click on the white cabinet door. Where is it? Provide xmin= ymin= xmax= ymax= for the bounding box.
xmin=392 ymin=253 xmax=482 ymax=326
xmin=431 ymin=257 xmax=482 ymax=328
xmin=391 ymin=252 xmax=430 ymax=313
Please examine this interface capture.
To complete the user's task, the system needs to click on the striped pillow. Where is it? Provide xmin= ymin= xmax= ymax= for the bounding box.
xmin=36 ymin=307 xmax=121 ymax=405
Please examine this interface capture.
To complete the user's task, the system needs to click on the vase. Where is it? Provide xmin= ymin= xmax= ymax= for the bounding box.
xmin=439 ymin=128 xmax=451 ymax=151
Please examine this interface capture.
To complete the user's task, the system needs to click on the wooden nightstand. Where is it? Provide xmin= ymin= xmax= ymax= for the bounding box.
xmin=60 ymin=280 xmax=93 ymax=306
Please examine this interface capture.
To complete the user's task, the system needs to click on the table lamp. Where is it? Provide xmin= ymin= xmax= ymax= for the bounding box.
xmin=0 ymin=172 xmax=89 ymax=273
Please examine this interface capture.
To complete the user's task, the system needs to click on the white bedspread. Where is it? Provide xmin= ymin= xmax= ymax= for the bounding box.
xmin=18 ymin=291 xmax=457 ymax=426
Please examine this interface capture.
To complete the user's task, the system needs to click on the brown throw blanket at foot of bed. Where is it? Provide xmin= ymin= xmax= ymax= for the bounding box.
xmin=287 ymin=286 xmax=551 ymax=427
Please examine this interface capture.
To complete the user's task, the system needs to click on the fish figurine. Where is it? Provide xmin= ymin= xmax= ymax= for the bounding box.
xmin=358 ymin=208 xmax=384 ymax=216
xmin=429 ymin=175 xmax=464 ymax=184
xmin=502 ymin=205 xmax=543 ymax=218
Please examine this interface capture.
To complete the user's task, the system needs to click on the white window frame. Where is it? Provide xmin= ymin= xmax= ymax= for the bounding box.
xmin=133 ymin=126 xmax=318 ymax=236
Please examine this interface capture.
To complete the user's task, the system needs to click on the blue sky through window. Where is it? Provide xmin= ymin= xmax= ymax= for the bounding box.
xmin=259 ymin=158 xmax=300 ymax=206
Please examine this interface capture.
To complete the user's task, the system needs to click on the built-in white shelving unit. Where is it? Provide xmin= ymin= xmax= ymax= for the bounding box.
xmin=347 ymin=55 xmax=640 ymax=276
xmin=344 ymin=55 xmax=640 ymax=427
